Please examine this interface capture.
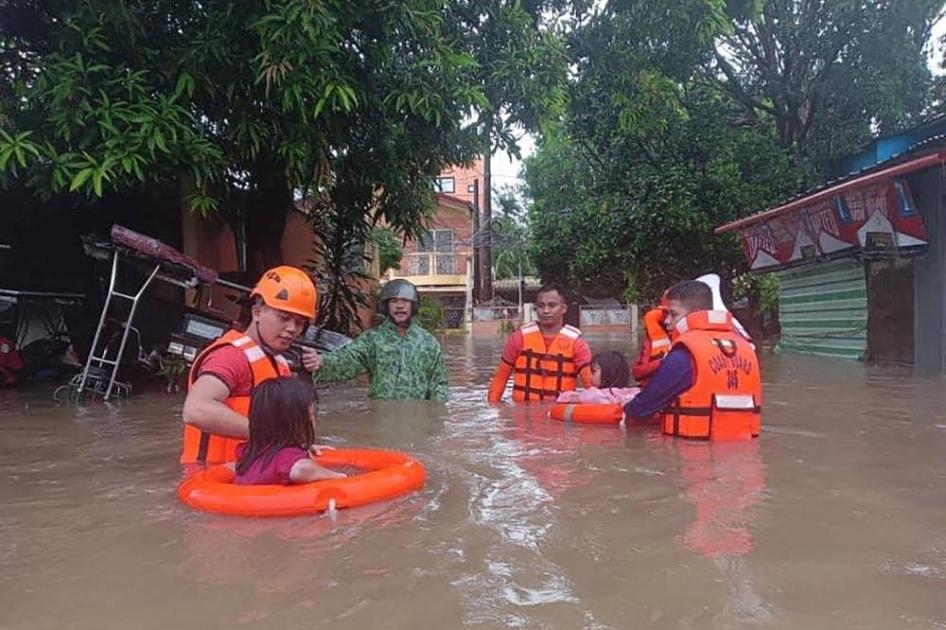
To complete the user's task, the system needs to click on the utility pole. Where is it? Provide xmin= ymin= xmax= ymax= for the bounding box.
xmin=479 ymin=152 xmax=493 ymax=301
xmin=517 ymin=247 xmax=523 ymax=320
xmin=470 ymin=178 xmax=480 ymax=303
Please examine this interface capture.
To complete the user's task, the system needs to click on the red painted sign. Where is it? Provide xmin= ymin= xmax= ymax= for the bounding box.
xmin=737 ymin=177 xmax=928 ymax=271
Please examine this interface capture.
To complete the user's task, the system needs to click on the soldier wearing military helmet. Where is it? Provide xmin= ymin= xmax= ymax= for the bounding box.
xmin=304 ymin=279 xmax=448 ymax=401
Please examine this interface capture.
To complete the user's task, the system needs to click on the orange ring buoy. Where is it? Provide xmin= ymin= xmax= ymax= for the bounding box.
xmin=548 ymin=403 xmax=624 ymax=425
xmin=177 ymin=448 xmax=426 ymax=517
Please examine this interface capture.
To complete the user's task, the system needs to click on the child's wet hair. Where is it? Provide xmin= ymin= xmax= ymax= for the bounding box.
xmin=235 ymin=376 xmax=318 ymax=475
xmin=592 ymin=351 xmax=630 ymax=388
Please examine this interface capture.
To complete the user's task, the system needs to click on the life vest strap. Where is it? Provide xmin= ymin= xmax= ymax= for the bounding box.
xmin=513 ymin=384 xmax=563 ymax=399
xmin=665 ymin=404 xmax=762 ymax=416
xmin=665 ymin=405 xmax=712 ymax=417
xmin=665 ymin=404 xmax=762 ymax=439
xmin=514 ymin=353 xmax=577 ymax=366
xmin=555 ymin=354 xmax=563 ymax=393
xmin=513 ymin=367 xmax=578 ymax=378
xmin=196 ymin=430 xmax=211 ymax=463
xmin=523 ymin=348 xmax=534 ymax=395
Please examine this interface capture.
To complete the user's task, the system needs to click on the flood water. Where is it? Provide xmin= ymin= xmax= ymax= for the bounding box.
xmin=2 ymin=333 xmax=946 ymax=629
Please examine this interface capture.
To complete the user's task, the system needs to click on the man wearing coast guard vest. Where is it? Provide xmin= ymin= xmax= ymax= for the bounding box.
xmin=624 ymin=280 xmax=761 ymax=440
xmin=180 ymin=266 xmax=320 ymax=465
xmin=488 ymin=283 xmax=594 ymax=403
xmin=632 ymin=274 xmax=753 ymax=387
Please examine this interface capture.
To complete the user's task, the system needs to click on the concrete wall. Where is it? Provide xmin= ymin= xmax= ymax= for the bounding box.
xmin=579 ymin=306 xmax=631 ymax=331
xmin=907 ymin=167 xmax=946 ymax=371
xmin=182 ymin=210 xmax=379 ymax=331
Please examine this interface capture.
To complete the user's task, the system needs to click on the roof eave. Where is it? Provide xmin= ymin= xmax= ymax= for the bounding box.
xmin=716 ymin=151 xmax=946 ymax=235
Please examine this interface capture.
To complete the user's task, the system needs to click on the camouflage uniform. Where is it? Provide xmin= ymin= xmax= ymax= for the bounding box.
xmin=313 ymin=318 xmax=448 ymax=401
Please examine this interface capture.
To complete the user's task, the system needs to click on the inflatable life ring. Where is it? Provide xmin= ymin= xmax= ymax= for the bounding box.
xmin=548 ymin=403 xmax=624 ymax=425
xmin=177 ymin=448 xmax=425 ymax=517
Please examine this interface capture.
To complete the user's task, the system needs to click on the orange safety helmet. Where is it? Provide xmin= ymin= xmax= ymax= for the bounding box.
xmin=250 ymin=266 xmax=318 ymax=320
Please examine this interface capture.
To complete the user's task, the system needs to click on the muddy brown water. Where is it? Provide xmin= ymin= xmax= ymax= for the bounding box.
xmin=2 ymin=333 xmax=946 ymax=629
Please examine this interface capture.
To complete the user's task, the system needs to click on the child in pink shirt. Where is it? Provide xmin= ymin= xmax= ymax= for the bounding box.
xmin=556 ymin=351 xmax=640 ymax=405
xmin=233 ymin=376 xmax=345 ymax=485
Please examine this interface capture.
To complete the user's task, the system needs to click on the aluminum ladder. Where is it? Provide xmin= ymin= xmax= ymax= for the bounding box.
xmin=75 ymin=251 xmax=160 ymax=401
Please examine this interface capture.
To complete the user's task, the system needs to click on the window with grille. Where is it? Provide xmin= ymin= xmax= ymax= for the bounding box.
xmin=417 ymin=230 xmax=453 ymax=253
xmin=414 ymin=230 xmax=456 ymax=274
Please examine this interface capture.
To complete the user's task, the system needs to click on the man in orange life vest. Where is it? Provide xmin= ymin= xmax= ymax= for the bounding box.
xmin=632 ymin=275 xmax=753 ymax=387
xmin=180 ymin=266 xmax=319 ymax=465
xmin=487 ymin=283 xmax=593 ymax=403
xmin=625 ymin=280 xmax=761 ymax=440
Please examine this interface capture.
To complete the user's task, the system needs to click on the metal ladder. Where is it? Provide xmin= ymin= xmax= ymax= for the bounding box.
xmin=75 ymin=251 xmax=160 ymax=401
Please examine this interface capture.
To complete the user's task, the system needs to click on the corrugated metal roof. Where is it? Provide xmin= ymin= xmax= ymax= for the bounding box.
xmin=776 ymin=259 xmax=866 ymax=360
xmin=716 ymin=139 xmax=946 ymax=235
xmin=717 ymin=151 xmax=946 ymax=234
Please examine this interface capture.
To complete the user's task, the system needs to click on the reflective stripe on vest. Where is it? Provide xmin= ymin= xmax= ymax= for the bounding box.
xmin=180 ymin=329 xmax=292 ymax=465
xmin=512 ymin=323 xmax=581 ymax=402
xmin=662 ymin=311 xmax=761 ymax=440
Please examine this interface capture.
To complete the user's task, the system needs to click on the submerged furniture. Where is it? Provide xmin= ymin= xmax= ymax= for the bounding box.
xmin=69 ymin=225 xmax=351 ymax=401
xmin=0 ymin=289 xmax=85 ymax=348
xmin=71 ymin=225 xmax=223 ymax=401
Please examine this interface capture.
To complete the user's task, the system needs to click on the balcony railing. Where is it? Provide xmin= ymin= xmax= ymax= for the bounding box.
xmin=400 ymin=253 xmax=467 ymax=277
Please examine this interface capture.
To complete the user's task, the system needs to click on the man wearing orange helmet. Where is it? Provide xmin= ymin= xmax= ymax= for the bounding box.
xmin=180 ymin=266 xmax=319 ymax=466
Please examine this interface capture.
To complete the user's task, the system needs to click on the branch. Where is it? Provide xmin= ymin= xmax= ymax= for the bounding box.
xmin=575 ymin=134 xmax=606 ymax=170
xmin=711 ymin=51 xmax=778 ymax=117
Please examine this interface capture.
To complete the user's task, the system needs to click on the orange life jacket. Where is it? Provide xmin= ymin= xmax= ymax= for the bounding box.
xmin=179 ymin=329 xmax=292 ymax=465
xmin=633 ymin=307 xmax=672 ymax=384
xmin=662 ymin=310 xmax=761 ymax=440
xmin=512 ymin=322 xmax=582 ymax=402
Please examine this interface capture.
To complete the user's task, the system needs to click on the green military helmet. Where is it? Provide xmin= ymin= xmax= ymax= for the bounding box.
xmin=379 ymin=279 xmax=419 ymax=315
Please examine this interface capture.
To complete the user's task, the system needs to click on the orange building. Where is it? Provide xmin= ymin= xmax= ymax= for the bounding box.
xmin=183 ymin=160 xmax=484 ymax=332
xmin=435 ymin=159 xmax=485 ymax=208
xmin=181 ymin=205 xmax=379 ymax=331
xmin=383 ymin=192 xmax=476 ymax=328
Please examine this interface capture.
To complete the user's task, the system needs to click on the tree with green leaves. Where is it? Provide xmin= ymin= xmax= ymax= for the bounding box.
xmin=526 ymin=90 xmax=797 ymax=301
xmin=0 ymin=0 xmax=488 ymax=328
xmin=710 ymin=0 xmax=944 ymax=163
xmin=442 ymin=0 xmax=568 ymax=300
xmin=371 ymin=227 xmax=403 ymax=276
xmin=524 ymin=0 xmax=941 ymax=302
xmin=491 ymin=184 xmax=535 ymax=280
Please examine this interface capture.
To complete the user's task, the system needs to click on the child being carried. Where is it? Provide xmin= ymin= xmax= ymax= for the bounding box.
xmin=556 ymin=350 xmax=639 ymax=405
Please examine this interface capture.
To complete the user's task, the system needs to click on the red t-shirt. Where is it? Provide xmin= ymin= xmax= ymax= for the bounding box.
xmin=501 ymin=329 xmax=592 ymax=369
xmin=194 ymin=345 xmax=254 ymax=396
xmin=233 ymin=444 xmax=310 ymax=485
